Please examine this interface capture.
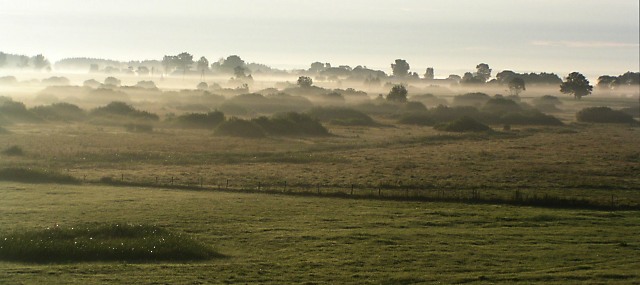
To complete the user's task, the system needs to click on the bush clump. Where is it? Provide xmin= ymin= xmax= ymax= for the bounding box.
xmin=452 ymin=92 xmax=491 ymax=107
xmin=1 ymin=145 xmax=24 ymax=156
xmin=170 ymin=111 xmax=225 ymax=129
xmin=398 ymin=113 xmax=435 ymax=126
xmin=434 ymin=116 xmax=492 ymax=132
xmin=500 ymin=110 xmax=564 ymax=126
xmin=91 ymin=102 xmax=159 ymax=121
xmin=215 ymin=117 xmax=266 ymax=138
xmin=576 ymin=107 xmax=637 ymax=124
xmin=0 ymin=168 xmax=80 ymax=184
xmin=252 ymin=112 xmax=329 ymax=136
xmin=0 ymin=223 xmax=222 ymax=263
xmin=482 ymin=98 xmax=522 ymax=114
xmin=30 ymin=103 xmax=86 ymax=122
xmin=307 ymin=107 xmax=376 ymax=126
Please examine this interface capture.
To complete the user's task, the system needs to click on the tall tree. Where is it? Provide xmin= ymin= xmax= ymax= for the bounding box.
xmin=424 ymin=67 xmax=434 ymax=80
xmin=560 ymin=72 xmax=593 ymax=99
xmin=176 ymin=52 xmax=194 ymax=74
xmin=391 ymin=59 xmax=410 ymax=77
xmin=508 ymin=77 xmax=526 ymax=96
xmin=197 ymin=56 xmax=209 ymax=73
xmin=32 ymin=54 xmax=50 ymax=70
xmin=475 ymin=63 xmax=491 ymax=82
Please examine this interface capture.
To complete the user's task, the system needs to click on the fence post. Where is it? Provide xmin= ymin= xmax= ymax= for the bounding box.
xmin=226 ymin=179 xmax=229 ymax=189
xmin=378 ymin=188 xmax=381 ymax=196
xmin=121 ymin=174 xmax=124 ymax=182
xmin=171 ymin=176 xmax=174 ymax=185
xmin=155 ymin=176 xmax=158 ymax=184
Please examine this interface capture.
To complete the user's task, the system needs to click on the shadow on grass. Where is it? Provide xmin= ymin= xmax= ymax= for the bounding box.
xmin=0 ymin=223 xmax=225 ymax=263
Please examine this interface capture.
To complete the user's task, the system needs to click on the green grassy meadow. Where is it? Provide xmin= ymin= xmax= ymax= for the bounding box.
xmin=1 ymin=182 xmax=639 ymax=284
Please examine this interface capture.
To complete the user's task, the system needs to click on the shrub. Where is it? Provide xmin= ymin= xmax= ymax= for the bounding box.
xmin=0 ymin=168 xmax=80 ymax=184
xmin=252 ymin=112 xmax=329 ymax=136
xmin=0 ymin=223 xmax=222 ymax=263
xmin=532 ymin=95 xmax=563 ymax=112
xmin=104 ymin=77 xmax=121 ymax=86
xmin=0 ymin=76 xmax=18 ymax=85
xmin=91 ymin=102 xmax=159 ymax=121
xmin=428 ymin=105 xmax=486 ymax=123
xmin=0 ymin=100 xmax=41 ymax=122
xmin=500 ymin=110 xmax=563 ymax=126
xmin=215 ymin=117 xmax=266 ymax=138
xmin=1 ymin=145 xmax=24 ymax=156
xmin=452 ymin=92 xmax=491 ymax=107
xmin=41 ymin=76 xmax=70 ymax=86
xmin=83 ymin=79 xmax=102 ymax=88
xmin=576 ymin=107 xmax=637 ymax=124
xmin=434 ymin=116 xmax=492 ymax=132
xmin=171 ymin=111 xmax=225 ymax=129
xmin=409 ymin=94 xmax=448 ymax=107
xmin=30 ymin=102 xmax=86 ymax=121
xmin=307 ymin=107 xmax=376 ymax=126
xmin=482 ymin=98 xmax=522 ymax=114
xmin=134 ymin=81 xmax=157 ymax=89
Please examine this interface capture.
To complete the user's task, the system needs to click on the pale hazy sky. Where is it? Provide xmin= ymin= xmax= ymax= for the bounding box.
xmin=1 ymin=0 xmax=638 ymax=78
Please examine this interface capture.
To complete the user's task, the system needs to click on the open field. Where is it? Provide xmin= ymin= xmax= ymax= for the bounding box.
xmin=2 ymin=116 xmax=639 ymax=208
xmin=1 ymin=182 xmax=639 ymax=284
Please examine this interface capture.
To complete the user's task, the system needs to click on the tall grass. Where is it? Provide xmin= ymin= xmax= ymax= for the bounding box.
xmin=0 ymin=223 xmax=222 ymax=263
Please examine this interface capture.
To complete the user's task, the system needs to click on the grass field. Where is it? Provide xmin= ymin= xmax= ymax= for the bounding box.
xmin=1 ymin=182 xmax=639 ymax=284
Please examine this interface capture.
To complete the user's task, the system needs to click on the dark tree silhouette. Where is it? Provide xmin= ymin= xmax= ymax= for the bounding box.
xmin=508 ymin=77 xmax=526 ymax=96
xmin=475 ymin=63 xmax=491 ymax=82
xmin=197 ymin=56 xmax=209 ymax=73
xmin=560 ymin=72 xmax=593 ymax=99
xmin=32 ymin=54 xmax=50 ymax=70
xmin=162 ymin=55 xmax=177 ymax=74
xmin=176 ymin=52 xmax=194 ymax=74
xmin=309 ymin=62 xmax=325 ymax=73
xmin=0 ymin=52 xmax=7 ymax=68
xmin=424 ymin=67 xmax=434 ymax=80
xmin=387 ymin=85 xmax=408 ymax=103
xmin=297 ymin=76 xmax=313 ymax=88
xmin=391 ymin=59 xmax=410 ymax=77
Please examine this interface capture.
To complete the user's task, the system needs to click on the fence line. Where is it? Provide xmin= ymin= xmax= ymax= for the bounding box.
xmin=90 ymin=173 xmax=639 ymax=211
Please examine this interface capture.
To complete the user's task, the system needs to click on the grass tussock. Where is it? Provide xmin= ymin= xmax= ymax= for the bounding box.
xmin=0 ymin=223 xmax=222 ymax=263
xmin=0 ymin=168 xmax=80 ymax=184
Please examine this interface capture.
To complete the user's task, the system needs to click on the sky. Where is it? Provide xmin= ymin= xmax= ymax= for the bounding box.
xmin=1 ymin=0 xmax=639 ymax=78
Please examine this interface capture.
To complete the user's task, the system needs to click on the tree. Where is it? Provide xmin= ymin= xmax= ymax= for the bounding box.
xmin=424 ymin=67 xmax=434 ymax=80
xmin=597 ymin=75 xmax=616 ymax=90
xmin=176 ymin=52 xmax=194 ymax=74
xmin=508 ymin=77 xmax=526 ymax=96
xmin=297 ymin=76 xmax=313 ymax=88
xmin=560 ymin=72 xmax=593 ymax=99
xmin=391 ymin=59 xmax=410 ymax=77
xmin=197 ymin=56 xmax=209 ymax=73
xmin=309 ymin=62 xmax=325 ymax=73
xmin=162 ymin=55 xmax=177 ymax=74
xmin=104 ymin=76 xmax=121 ymax=87
xmin=461 ymin=72 xmax=483 ymax=85
xmin=219 ymin=55 xmax=245 ymax=74
xmin=386 ymin=85 xmax=408 ymax=103
xmin=0 ymin=52 xmax=7 ymax=68
xmin=31 ymin=54 xmax=50 ymax=70
xmin=475 ymin=63 xmax=491 ymax=82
